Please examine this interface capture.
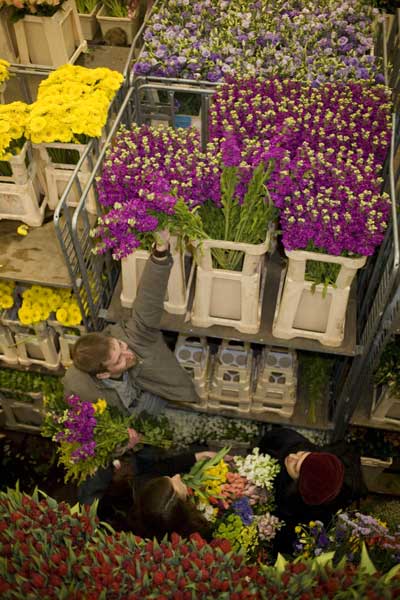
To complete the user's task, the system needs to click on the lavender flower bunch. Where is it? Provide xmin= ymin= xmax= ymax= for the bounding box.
xmin=134 ymin=0 xmax=382 ymax=84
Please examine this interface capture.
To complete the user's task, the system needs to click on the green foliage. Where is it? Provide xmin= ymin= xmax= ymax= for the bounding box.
xmin=102 ymin=0 xmax=128 ymax=17
xmin=182 ymin=446 xmax=230 ymax=501
xmin=198 ymin=161 xmax=278 ymax=270
xmin=299 ymin=352 xmax=334 ymax=424
xmin=374 ymin=337 xmax=400 ymax=396
xmin=75 ymin=0 xmax=98 ymax=13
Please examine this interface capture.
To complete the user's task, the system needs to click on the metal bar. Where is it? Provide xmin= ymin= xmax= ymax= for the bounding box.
xmin=332 ymin=113 xmax=400 ymax=440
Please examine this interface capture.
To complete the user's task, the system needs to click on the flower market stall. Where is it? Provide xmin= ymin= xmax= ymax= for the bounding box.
xmin=0 ymin=2 xmax=400 ymax=594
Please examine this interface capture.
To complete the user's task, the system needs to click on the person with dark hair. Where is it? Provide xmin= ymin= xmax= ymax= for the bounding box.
xmin=258 ymin=427 xmax=368 ymax=555
xmin=62 ymin=230 xmax=200 ymax=505
xmin=127 ymin=449 xmax=215 ymax=540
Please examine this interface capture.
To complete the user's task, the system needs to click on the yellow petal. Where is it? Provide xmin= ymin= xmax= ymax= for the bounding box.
xmin=17 ymin=225 xmax=29 ymax=236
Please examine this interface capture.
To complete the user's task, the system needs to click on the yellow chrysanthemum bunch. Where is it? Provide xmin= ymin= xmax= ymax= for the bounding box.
xmin=55 ymin=294 xmax=83 ymax=327
xmin=94 ymin=398 xmax=107 ymax=415
xmin=0 ymin=101 xmax=30 ymax=160
xmin=17 ymin=285 xmax=82 ymax=326
xmin=0 ymin=59 xmax=10 ymax=86
xmin=27 ymin=65 xmax=124 ymax=144
xmin=0 ymin=280 xmax=15 ymax=310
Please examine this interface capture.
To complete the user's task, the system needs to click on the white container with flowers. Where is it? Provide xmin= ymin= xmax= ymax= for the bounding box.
xmin=75 ymin=0 xmax=100 ymax=40
xmin=28 ymin=64 xmax=123 ymax=213
xmin=273 ymin=250 xmax=367 ymax=347
xmin=10 ymin=0 xmax=86 ymax=67
xmin=96 ymin=0 xmax=140 ymax=45
xmin=0 ymin=101 xmax=47 ymax=226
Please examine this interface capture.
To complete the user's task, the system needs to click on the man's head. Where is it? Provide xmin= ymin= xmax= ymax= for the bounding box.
xmin=72 ymin=333 xmax=137 ymax=379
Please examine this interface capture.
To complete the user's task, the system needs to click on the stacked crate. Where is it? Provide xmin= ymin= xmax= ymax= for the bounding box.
xmin=0 ymin=325 xmax=18 ymax=365
xmin=1 ymin=311 xmax=60 ymax=370
xmin=370 ymin=386 xmax=400 ymax=428
xmin=174 ymin=335 xmax=210 ymax=407
xmin=0 ymin=388 xmax=43 ymax=432
xmin=208 ymin=341 xmax=254 ymax=415
xmin=252 ymin=347 xmax=297 ymax=418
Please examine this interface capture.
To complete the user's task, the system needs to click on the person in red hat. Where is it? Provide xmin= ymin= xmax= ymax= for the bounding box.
xmin=257 ymin=427 xmax=367 ymax=554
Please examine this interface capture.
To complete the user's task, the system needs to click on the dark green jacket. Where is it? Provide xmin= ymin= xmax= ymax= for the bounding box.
xmin=63 ymin=255 xmax=199 ymax=414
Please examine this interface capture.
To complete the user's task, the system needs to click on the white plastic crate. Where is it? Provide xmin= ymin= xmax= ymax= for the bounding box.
xmin=273 ymin=249 xmax=366 ymax=347
xmin=96 ymin=5 xmax=140 ymax=45
xmin=13 ymin=0 xmax=86 ymax=66
xmin=208 ymin=342 xmax=254 ymax=411
xmin=370 ymin=386 xmax=400 ymax=427
xmin=34 ymin=141 xmax=97 ymax=213
xmin=174 ymin=335 xmax=210 ymax=404
xmin=0 ymin=391 xmax=43 ymax=432
xmin=48 ymin=320 xmax=85 ymax=369
xmin=0 ymin=142 xmax=35 ymax=185
xmin=191 ymin=228 xmax=273 ymax=333
xmin=263 ymin=347 xmax=297 ymax=373
xmin=255 ymin=347 xmax=298 ymax=388
xmin=252 ymin=382 xmax=297 ymax=416
xmin=0 ymin=164 xmax=47 ymax=226
xmin=361 ymin=456 xmax=393 ymax=489
xmin=0 ymin=325 xmax=18 ymax=365
xmin=15 ymin=327 xmax=60 ymax=370
xmin=121 ymin=237 xmax=195 ymax=314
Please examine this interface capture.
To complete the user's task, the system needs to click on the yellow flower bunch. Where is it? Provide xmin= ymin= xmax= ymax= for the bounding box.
xmin=0 ymin=101 xmax=30 ymax=160
xmin=202 ymin=459 xmax=229 ymax=497
xmin=0 ymin=280 xmax=15 ymax=310
xmin=27 ymin=65 xmax=124 ymax=144
xmin=17 ymin=285 xmax=82 ymax=326
xmin=55 ymin=294 xmax=83 ymax=327
xmin=94 ymin=398 xmax=107 ymax=415
xmin=0 ymin=59 xmax=10 ymax=86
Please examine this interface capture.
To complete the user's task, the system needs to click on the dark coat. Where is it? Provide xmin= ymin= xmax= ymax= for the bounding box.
xmin=258 ymin=427 xmax=368 ymax=555
xmin=63 ymin=255 xmax=199 ymax=412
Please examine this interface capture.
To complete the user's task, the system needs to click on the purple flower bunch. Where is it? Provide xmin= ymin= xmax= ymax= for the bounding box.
xmin=134 ymin=0 xmax=382 ymax=84
xmin=209 ymin=77 xmax=392 ymax=255
xmin=95 ymin=124 xmax=277 ymax=258
xmin=55 ymin=395 xmax=97 ymax=462
xmin=232 ymin=496 xmax=254 ymax=526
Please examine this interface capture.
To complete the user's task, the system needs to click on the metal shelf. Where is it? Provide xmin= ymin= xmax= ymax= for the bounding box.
xmin=105 ymin=251 xmax=358 ymax=357
xmin=0 ymin=220 xmax=72 ymax=288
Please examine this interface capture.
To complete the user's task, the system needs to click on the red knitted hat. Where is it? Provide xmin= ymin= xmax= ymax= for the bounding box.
xmin=299 ymin=452 xmax=345 ymax=505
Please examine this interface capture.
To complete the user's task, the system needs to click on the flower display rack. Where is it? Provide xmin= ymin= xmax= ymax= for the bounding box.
xmin=174 ymin=335 xmax=210 ymax=405
xmin=12 ymin=0 xmax=86 ymax=67
xmin=78 ymin=3 xmax=100 ymax=41
xmin=34 ymin=141 xmax=97 ymax=214
xmin=191 ymin=230 xmax=272 ymax=334
xmin=0 ymin=325 xmax=18 ymax=365
xmin=273 ymin=249 xmax=367 ymax=347
xmin=252 ymin=347 xmax=298 ymax=419
xmin=208 ymin=341 xmax=254 ymax=415
xmin=121 ymin=237 xmax=195 ymax=315
xmin=96 ymin=5 xmax=140 ymax=45
xmin=0 ymin=159 xmax=47 ymax=227
xmin=0 ymin=388 xmax=43 ymax=432
xmin=370 ymin=385 xmax=400 ymax=428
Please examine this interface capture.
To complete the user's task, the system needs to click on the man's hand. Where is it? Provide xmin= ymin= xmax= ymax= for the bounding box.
xmin=127 ymin=427 xmax=141 ymax=449
xmin=195 ymin=451 xmax=217 ymax=461
xmin=153 ymin=228 xmax=170 ymax=251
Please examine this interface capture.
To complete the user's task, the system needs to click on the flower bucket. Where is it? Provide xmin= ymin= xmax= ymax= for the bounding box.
xmin=120 ymin=236 xmax=195 ymax=315
xmin=12 ymin=0 xmax=86 ymax=66
xmin=191 ymin=227 xmax=273 ymax=334
xmin=96 ymin=5 xmax=140 ymax=45
xmin=0 ymin=324 xmax=18 ymax=365
xmin=0 ymin=157 xmax=47 ymax=227
xmin=33 ymin=141 xmax=97 ymax=213
xmin=78 ymin=3 xmax=100 ymax=40
xmin=370 ymin=385 xmax=400 ymax=427
xmin=272 ymin=249 xmax=367 ymax=347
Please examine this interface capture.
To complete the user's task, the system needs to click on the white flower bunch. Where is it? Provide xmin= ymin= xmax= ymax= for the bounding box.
xmin=197 ymin=500 xmax=218 ymax=523
xmin=255 ymin=512 xmax=283 ymax=541
xmin=233 ymin=448 xmax=280 ymax=490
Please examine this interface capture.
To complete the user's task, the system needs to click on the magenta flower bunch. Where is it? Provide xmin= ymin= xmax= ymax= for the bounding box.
xmin=134 ymin=0 xmax=382 ymax=84
xmin=94 ymin=124 xmax=279 ymax=259
xmin=209 ymin=78 xmax=392 ymax=256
